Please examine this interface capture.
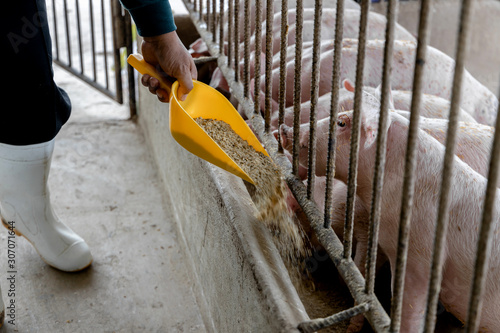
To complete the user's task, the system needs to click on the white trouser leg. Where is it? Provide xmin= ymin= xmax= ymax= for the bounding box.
xmin=0 ymin=139 xmax=92 ymax=272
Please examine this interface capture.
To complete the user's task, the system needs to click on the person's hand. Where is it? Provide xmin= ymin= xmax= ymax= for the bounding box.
xmin=141 ymin=31 xmax=197 ymax=102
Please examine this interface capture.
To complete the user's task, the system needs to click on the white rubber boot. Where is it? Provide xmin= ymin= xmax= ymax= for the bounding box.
xmin=0 ymin=139 xmax=92 ymax=272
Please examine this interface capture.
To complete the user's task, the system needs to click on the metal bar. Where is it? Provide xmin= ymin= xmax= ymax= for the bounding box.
xmin=180 ymin=4 xmax=392 ymax=331
xmin=243 ymin=0 xmax=251 ymax=98
xmin=63 ymin=0 xmax=72 ymax=66
xmin=465 ymin=86 xmax=500 ymax=333
xmin=234 ymin=0 xmax=240 ymax=82
xmin=206 ymin=0 xmax=211 ymax=34
xmin=111 ymin=0 xmax=124 ymax=104
xmin=54 ymin=60 xmax=117 ymax=100
xmin=263 ymin=0 xmax=273 ymax=130
xmin=101 ymin=0 xmax=110 ymax=89
xmin=51 ymin=0 xmax=60 ymax=60
xmin=124 ymin=10 xmax=136 ymax=117
xmin=75 ymin=0 xmax=84 ymax=73
xmin=305 ymin=0 xmax=323 ymax=200
xmin=343 ymin=0 xmax=370 ymax=260
xmin=423 ymin=0 xmax=474 ymax=330
xmin=390 ymin=0 xmax=432 ymax=330
xmin=276 ymin=0 xmax=288 ymax=151
xmin=298 ymin=302 xmax=370 ymax=333
xmin=89 ymin=0 xmax=98 ymax=81
xmin=253 ymin=0 xmax=263 ymax=115
xmin=323 ymin=0 xmax=345 ymax=229
xmin=365 ymin=0 xmax=398 ymax=295
xmin=219 ymin=0 xmax=224 ymax=52
xmin=212 ymin=0 xmax=216 ymax=42
xmin=292 ymin=0 xmax=304 ymax=176
xmin=227 ymin=0 xmax=233 ymax=67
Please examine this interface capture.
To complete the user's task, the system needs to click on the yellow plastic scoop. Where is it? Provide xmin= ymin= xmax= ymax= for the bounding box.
xmin=127 ymin=54 xmax=268 ymax=184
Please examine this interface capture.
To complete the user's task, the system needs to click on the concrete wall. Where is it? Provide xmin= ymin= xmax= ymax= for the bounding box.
xmin=372 ymin=0 xmax=500 ymax=97
xmin=136 ymin=75 xmax=309 ymax=332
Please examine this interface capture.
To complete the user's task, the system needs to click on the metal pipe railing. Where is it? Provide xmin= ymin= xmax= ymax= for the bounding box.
xmin=182 ymin=0 xmax=500 ymax=331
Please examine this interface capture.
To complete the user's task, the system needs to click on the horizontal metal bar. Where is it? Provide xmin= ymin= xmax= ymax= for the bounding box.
xmin=298 ymin=302 xmax=370 ymax=333
xmin=54 ymin=60 xmax=119 ymax=102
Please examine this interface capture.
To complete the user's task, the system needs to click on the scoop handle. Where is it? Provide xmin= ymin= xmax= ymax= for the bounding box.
xmin=127 ymin=54 xmax=172 ymax=99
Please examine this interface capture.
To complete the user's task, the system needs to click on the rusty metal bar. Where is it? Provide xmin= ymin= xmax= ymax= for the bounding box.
xmin=423 ymin=0 xmax=475 ymax=331
xmin=276 ymin=0 xmax=289 ymax=151
xmin=206 ymin=0 xmax=211 ymax=35
xmin=323 ymin=0 xmax=345 ymax=229
xmin=253 ymin=0 xmax=263 ymax=115
xmin=390 ymin=0 xmax=433 ymax=331
xmin=243 ymin=0 xmax=251 ymax=97
xmin=219 ymin=0 xmax=224 ymax=51
xmin=263 ymin=0 xmax=273 ymax=131
xmin=343 ymin=0 xmax=370 ymax=260
xmin=234 ymin=0 xmax=240 ymax=82
xmin=465 ymin=86 xmax=500 ymax=333
xmin=182 ymin=4 xmax=392 ymax=330
xmin=292 ymin=0 xmax=304 ymax=176
xmin=298 ymin=302 xmax=370 ymax=332
xmin=212 ymin=0 xmax=217 ymax=42
xmin=365 ymin=0 xmax=398 ymax=295
xmin=305 ymin=0 xmax=323 ymax=200
xmin=227 ymin=0 xmax=233 ymax=67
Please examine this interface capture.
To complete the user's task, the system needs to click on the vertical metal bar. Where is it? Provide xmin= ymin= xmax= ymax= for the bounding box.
xmin=227 ymin=0 xmax=233 ymax=67
xmin=276 ymin=0 xmax=288 ymax=151
xmin=423 ymin=0 xmax=474 ymax=330
xmin=305 ymin=0 xmax=323 ymax=199
xmin=324 ymin=0 xmax=345 ymax=228
xmin=63 ymin=0 xmax=72 ymax=66
xmin=51 ymin=0 xmax=60 ymax=60
xmin=89 ymin=0 xmax=97 ymax=81
xmin=212 ymin=0 xmax=217 ymax=42
xmin=199 ymin=0 xmax=203 ymax=21
xmin=111 ymin=0 xmax=124 ymax=104
xmin=390 ymin=0 xmax=432 ymax=330
xmin=234 ymin=0 xmax=240 ymax=81
xmin=206 ymin=0 xmax=211 ymax=33
xmin=365 ymin=0 xmax=398 ymax=294
xmin=75 ymin=0 xmax=84 ymax=73
xmin=465 ymin=83 xmax=500 ymax=333
xmin=263 ymin=0 xmax=273 ymax=130
xmin=253 ymin=0 xmax=263 ymax=115
xmin=101 ymin=0 xmax=110 ymax=89
xmin=343 ymin=0 xmax=370 ymax=260
xmin=243 ymin=0 xmax=251 ymax=97
xmin=292 ymin=0 xmax=304 ymax=175
xmin=219 ymin=0 xmax=224 ymax=53
xmin=124 ymin=10 xmax=136 ymax=116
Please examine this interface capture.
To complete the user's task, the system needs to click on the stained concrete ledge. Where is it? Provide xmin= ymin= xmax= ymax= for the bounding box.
xmin=137 ymin=86 xmax=310 ymax=332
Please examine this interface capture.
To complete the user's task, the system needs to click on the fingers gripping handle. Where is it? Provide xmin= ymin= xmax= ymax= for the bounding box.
xmin=127 ymin=54 xmax=173 ymax=99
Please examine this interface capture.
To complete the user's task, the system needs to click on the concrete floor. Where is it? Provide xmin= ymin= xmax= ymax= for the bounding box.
xmin=0 ymin=66 xmax=206 ymax=333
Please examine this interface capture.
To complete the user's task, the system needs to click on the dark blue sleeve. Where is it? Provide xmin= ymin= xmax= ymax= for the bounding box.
xmin=120 ymin=0 xmax=177 ymax=37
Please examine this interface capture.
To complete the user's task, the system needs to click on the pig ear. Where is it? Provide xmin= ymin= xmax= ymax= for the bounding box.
xmin=343 ymin=79 xmax=355 ymax=93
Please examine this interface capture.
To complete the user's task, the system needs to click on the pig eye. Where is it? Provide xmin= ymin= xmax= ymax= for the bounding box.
xmin=337 ymin=120 xmax=346 ymax=127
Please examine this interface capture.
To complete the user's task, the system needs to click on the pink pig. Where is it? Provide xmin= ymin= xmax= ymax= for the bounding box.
xmin=264 ymin=39 xmax=498 ymax=125
xmin=330 ymin=108 xmax=500 ymax=332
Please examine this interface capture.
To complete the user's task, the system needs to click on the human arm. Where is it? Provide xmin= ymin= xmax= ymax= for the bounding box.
xmin=120 ymin=0 xmax=197 ymax=101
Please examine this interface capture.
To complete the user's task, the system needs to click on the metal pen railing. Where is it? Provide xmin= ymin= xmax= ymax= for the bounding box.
xmin=181 ymin=0 xmax=500 ymax=331
xmin=46 ymin=0 xmax=136 ymax=116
